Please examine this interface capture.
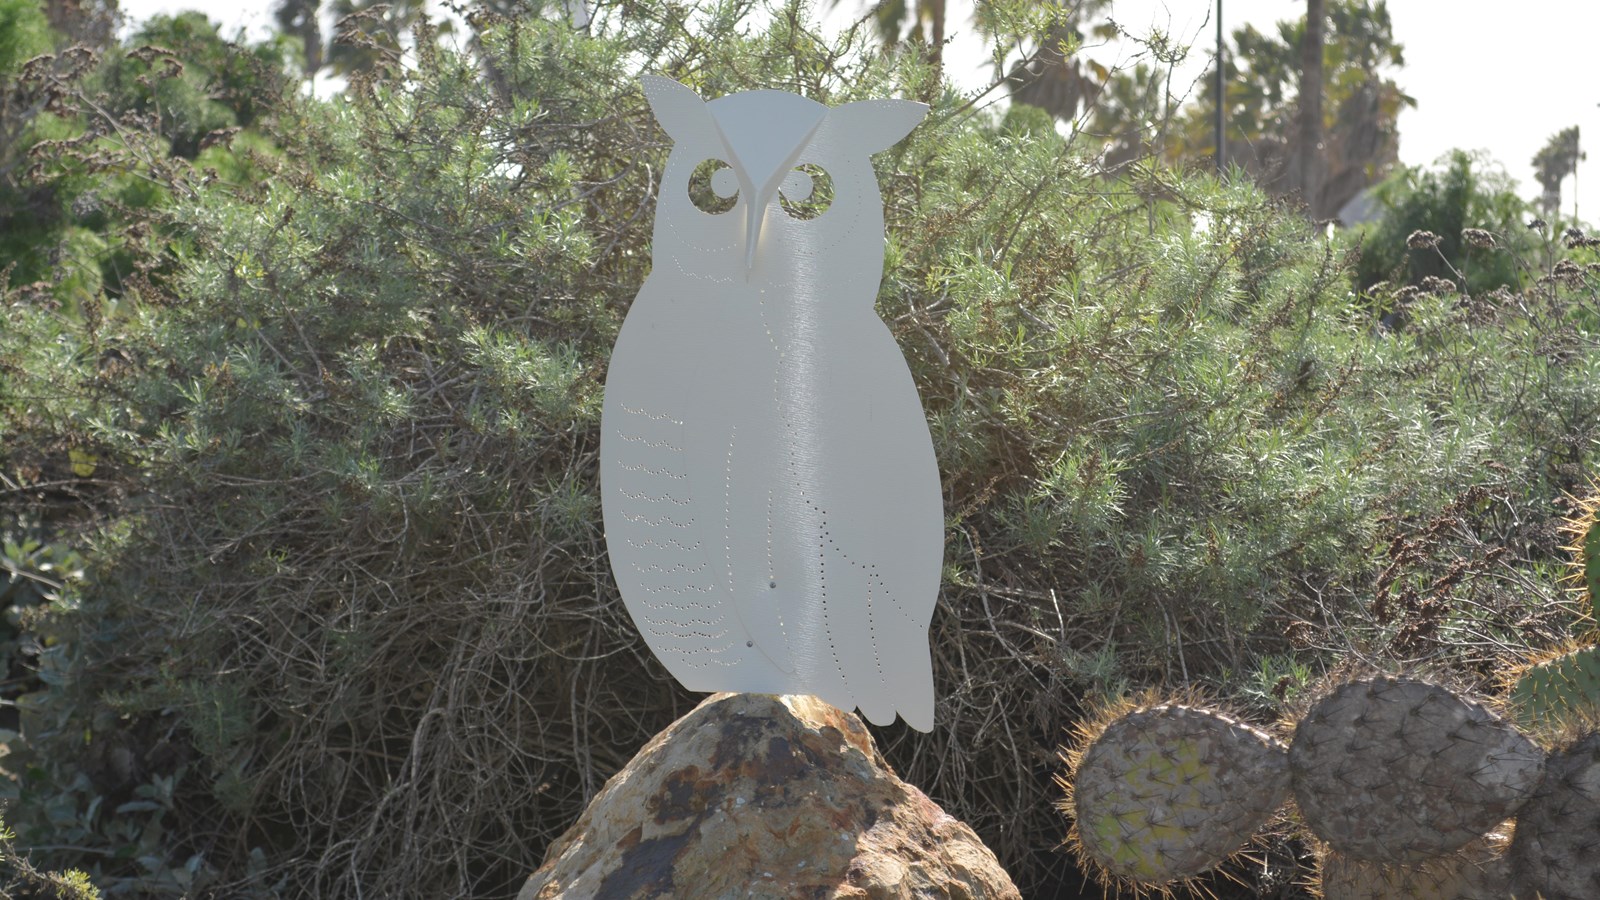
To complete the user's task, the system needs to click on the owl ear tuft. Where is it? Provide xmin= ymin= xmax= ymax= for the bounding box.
xmin=641 ymin=75 xmax=715 ymax=145
xmin=826 ymin=100 xmax=929 ymax=154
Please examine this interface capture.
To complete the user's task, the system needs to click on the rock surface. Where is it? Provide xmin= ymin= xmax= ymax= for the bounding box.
xmin=518 ymin=693 xmax=1021 ymax=900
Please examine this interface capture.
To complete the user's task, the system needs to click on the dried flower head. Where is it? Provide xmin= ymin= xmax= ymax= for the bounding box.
xmin=1406 ymin=230 xmax=1440 ymax=250
xmin=1461 ymin=228 xmax=1495 ymax=249
xmin=1565 ymin=231 xmax=1600 ymax=249
xmin=1419 ymin=276 xmax=1457 ymax=295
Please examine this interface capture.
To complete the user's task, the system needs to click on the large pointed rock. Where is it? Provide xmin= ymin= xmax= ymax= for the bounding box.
xmin=518 ymin=693 xmax=1021 ymax=900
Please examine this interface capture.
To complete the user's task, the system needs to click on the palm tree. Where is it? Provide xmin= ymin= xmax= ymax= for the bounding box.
xmin=1533 ymin=126 xmax=1583 ymax=218
xmin=1169 ymin=1 xmax=1410 ymax=219
xmin=1296 ymin=0 xmax=1324 ymax=215
xmin=835 ymin=0 xmax=950 ymax=71
xmin=271 ymin=0 xmax=442 ymax=78
xmin=1001 ymin=0 xmax=1115 ymax=123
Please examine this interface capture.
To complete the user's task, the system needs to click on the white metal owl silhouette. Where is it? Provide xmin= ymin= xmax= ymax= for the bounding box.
xmin=600 ymin=76 xmax=941 ymax=731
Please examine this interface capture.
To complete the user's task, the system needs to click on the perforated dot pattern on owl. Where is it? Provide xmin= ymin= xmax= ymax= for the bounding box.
xmin=600 ymin=75 xmax=940 ymax=729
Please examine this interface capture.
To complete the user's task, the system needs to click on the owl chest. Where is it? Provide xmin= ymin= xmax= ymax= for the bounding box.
xmin=610 ymin=280 xmax=898 ymax=455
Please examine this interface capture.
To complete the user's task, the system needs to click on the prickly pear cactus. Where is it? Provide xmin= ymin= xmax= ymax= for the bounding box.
xmin=1508 ymin=731 xmax=1600 ymax=900
xmin=1289 ymin=677 xmax=1544 ymax=864
xmin=1506 ymin=481 xmax=1600 ymax=730
xmin=1563 ymin=483 xmax=1600 ymax=622
xmin=1317 ymin=831 xmax=1511 ymax=900
xmin=1061 ymin=703 xmax=1290 ymax=890
xmin=1508 ymin=645 xmax=1600 ymax=729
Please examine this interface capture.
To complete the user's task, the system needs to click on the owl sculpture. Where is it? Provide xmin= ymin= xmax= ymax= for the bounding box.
xmin=600 ymin=76 xmax=941 ymax=731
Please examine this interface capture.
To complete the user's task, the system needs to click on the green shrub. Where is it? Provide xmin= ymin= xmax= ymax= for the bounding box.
xmin=0 ymin=9 xmax=288 ymax=307
xmin=0 ymin=0 xmax=52 ymax=73
xmin=0 ymin=814 xmax=101 ymax=899
xmin=95 ymin=13 xmax=292 ymax=158
xmin=1353 ymin=149 xmax=1537 ymax=297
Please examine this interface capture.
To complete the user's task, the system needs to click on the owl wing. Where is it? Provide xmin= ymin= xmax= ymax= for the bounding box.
xmin=802 ymin=319 xmax=943 ymax=730
xmin=603 ymin=279 xmax=799 ymax=692
xmin=602 ymin=286 xmax=745 ymax=688
xmin=678 ymin=296 xmax=798 ymax=678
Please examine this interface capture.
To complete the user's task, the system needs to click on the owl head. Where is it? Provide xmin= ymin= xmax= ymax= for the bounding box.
xmin=641 ymin=76 xmax=927 ymax=284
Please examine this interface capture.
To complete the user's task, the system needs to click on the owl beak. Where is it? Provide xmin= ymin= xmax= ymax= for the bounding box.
xmin=743 ymin=199 xmax=765 ymax=278
xmin=738 ymin=166 xmax=799 ymax=280
xmin=738 ymin=166 xmax=800 ymax=280
xmin=707 ymin=94 xmax=827 ymax=280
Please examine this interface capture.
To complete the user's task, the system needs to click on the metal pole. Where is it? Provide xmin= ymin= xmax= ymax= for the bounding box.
xmin=1216 ymin=0 xmax=1225 ymax=173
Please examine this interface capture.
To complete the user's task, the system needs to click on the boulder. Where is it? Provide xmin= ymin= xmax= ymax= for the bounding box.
xmin=518 ymin=692 xmax=1022 ymax=900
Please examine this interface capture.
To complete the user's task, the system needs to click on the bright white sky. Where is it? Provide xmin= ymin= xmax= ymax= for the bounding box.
xmin=119 ymin=0 xmax=1598 ymax=222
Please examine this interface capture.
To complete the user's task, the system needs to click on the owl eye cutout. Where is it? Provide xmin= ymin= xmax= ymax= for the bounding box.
xmin=778 ymin=164 xmax=834 ymax=220
xmin=687 ymin=159 xmax=738 ymax=215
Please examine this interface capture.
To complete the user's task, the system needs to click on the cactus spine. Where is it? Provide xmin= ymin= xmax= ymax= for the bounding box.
xmin=1060 ymin=701 xmax=1290 ymax=891
xmin=1563 ymin=481 xmax=1600 ymax=624
xmin=1508 ymin=644 xmax=1600 ymax=729
xmin=1288 ymin=677 xmax=1544 ymax=864
xmin=1317 ymin=830 xmax=1511 ymax=900
xmin=1508 ymin=730 xmax=1600 ymax=900
xmin=1503 ymin=481 xmax=1600 ymax=730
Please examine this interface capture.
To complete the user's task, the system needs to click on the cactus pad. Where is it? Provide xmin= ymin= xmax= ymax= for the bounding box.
xmin=1508 ymin=731 xmax=1600 ymax=900
xmin=1563 ymin=485 xmax=1600 ymax=621
xmin=1289 ymin=677 xmax=1544 ymax=864
xmin=1063 ymin=704 xmax=1290 ymax=887
xmin=1582 ymin=516 xmax=1600 ymax=620
xmin=1317 ymin=831 xmax=1511 ymax=899
xmin=1508 ymin=645 xmax=1600 ymax=729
